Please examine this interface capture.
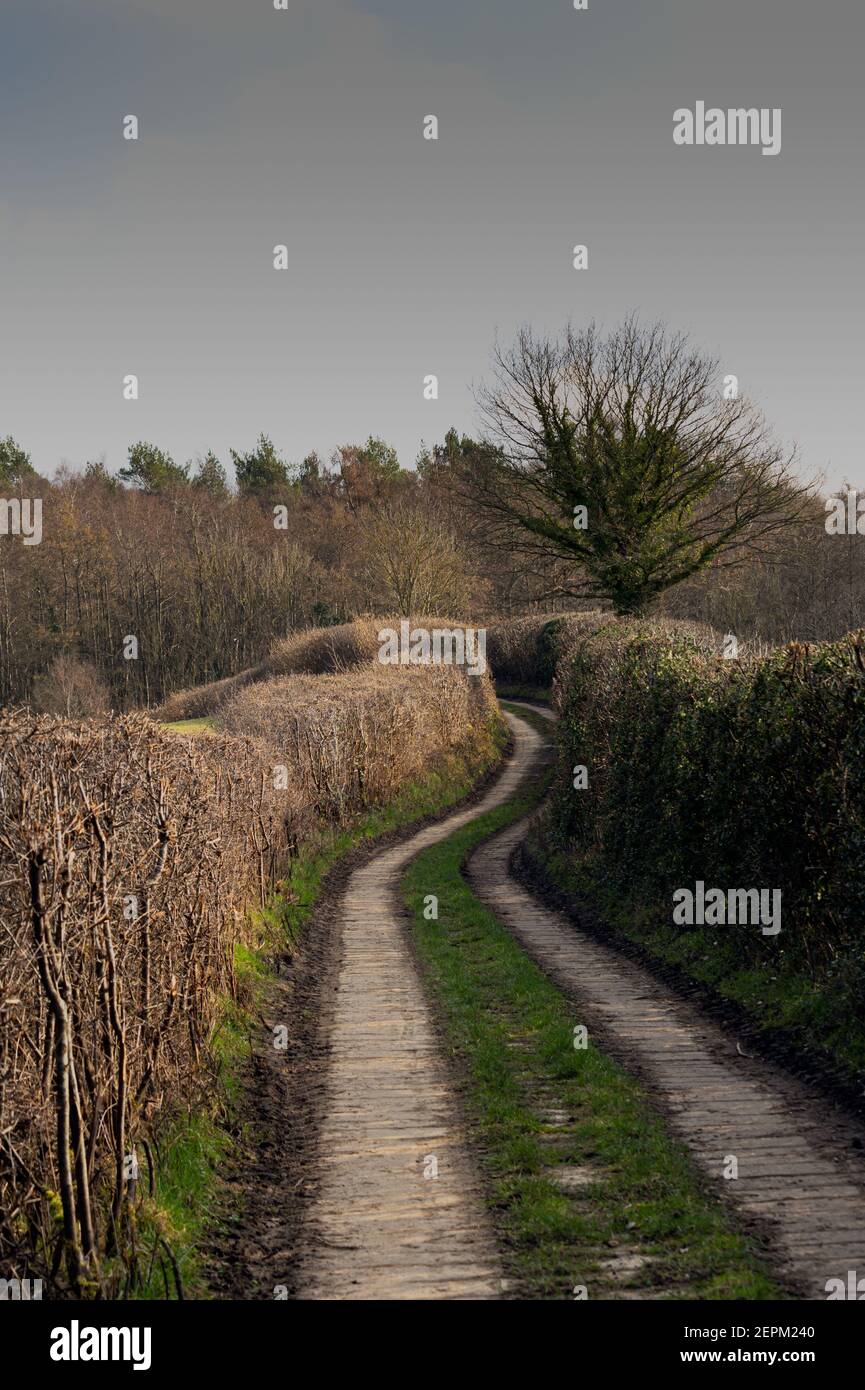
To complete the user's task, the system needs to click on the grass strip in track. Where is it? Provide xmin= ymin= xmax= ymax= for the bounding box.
xmin=402 ymin=712 xmax=782 ymax=1300
xmin=494 ymin=682 xmax=553 ymax=705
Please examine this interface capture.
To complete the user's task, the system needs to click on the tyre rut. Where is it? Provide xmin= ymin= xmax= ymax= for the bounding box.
xmin=296 ymin=744 xmax=534 ymax=1299
xmin=466 ymin=708 xmax=865 ymax=1299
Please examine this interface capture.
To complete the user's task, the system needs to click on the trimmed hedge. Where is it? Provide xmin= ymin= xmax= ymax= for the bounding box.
xmin=218 ymin=663 xmax=499 ymax=822
xmin=552 ymin=622 xmax=865 ymax=980
xmin=485 ymin=612 xmax=606 ymax=687
xmin=0 ymin=645 xmax=502 ymax=1292
xmin=159 ymin=614 xmax=478 ymax=721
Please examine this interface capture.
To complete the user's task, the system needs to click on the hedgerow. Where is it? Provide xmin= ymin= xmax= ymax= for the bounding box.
xmin=0 ymin=646 xmax=501 ymax=1294
xmin=159 ymin=614 xmax=478 ymax=721
xmin=484 ymin=612 xmax=599 ymax=686
xmin=551 ymin=622 xmax=865 ymax=978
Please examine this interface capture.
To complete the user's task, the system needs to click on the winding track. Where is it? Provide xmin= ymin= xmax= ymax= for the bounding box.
xmin=468 ymin=705 xmax=865 ymax=1300
xmin=299 ymin=704 xmax=865 ymax=1300
xmin=296 ymin=747 xmax=534 ymax=1299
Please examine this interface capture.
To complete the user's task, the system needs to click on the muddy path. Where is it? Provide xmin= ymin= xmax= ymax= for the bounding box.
xmin=291 ymin=741 xmax=555 ymax=1300
xmin=467 ymin=706 xmax=865 ymax=1299
xmin=212 ymin=745 xmax=531 ymax=1301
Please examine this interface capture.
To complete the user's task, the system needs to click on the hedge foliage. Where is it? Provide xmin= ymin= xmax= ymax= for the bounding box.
xmin=485 ymin=611 xmax=606 ymax=687
xmin=0 ymin=636 xmax=501 ymax=1293
xmin=551 ymin=621 xmax=865 ymax=977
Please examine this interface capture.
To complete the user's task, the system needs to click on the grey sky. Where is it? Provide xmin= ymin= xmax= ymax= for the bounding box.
xmin=1 ymin=0 xmax=862 ymax=490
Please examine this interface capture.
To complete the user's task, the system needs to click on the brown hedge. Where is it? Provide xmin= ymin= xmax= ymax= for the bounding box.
xmin=0 ymin=712 xmax=299 ymax=1291
xmin=158 ymin=615 xmax=481 ymax=721
xmin=0 ymin=658 xmax=500 ymax=1292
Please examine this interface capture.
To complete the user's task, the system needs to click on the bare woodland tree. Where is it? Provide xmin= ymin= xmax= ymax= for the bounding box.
xmin=30 ymin=653 xmax=110 ymax=717
xmin=361 ymin=497 xmax=482 ymax=614
xmin=460 ymin=317 xmax=812 ymax=616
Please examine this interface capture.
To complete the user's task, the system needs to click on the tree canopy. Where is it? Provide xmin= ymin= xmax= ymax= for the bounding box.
xmin=118 ymin=441 xmax=189 ymax=492
xmin=459 ymin=317 xmax=810 ymax=615
xmin=0 ymin=436 xmax=37 ymax=487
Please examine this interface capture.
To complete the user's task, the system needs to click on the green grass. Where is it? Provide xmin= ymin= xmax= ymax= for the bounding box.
xmin=402 ymin=721 xmax=782 ymax=1301
xmin=129 ymin=1104 xmax=233 ymax=1299
xmin=122 ymin=959 xmax=255 ymax=1299
xmin=162 ymin=717 xmax=216 ymax=734
xmin=129 ymin=722 xmax=508 ymax=1298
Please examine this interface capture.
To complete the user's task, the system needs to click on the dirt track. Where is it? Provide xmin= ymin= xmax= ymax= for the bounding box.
xmin=294 ymin=743 xmax=537 ymax=1299
xmin=223 ymin=703 xmax=865 ymax=1301
xmin=467 ymin=706 xmax=865 ymax=1300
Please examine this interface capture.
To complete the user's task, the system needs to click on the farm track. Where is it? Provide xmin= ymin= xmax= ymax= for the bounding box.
xmin=467 ymin=704 xmax=865 ymax=1300
xmin=293 ymin=751 xmax=544 ymax=1298
xmin=250 ymin=700 xmax=865 ymax=1301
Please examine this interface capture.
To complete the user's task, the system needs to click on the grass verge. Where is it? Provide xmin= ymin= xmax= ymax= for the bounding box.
xmin=402 ymin=710 xmax=782 ymax=1300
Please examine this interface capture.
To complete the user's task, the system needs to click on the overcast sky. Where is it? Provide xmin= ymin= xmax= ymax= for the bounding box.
xmin=1 ymin=0 xmax=862 ymax=490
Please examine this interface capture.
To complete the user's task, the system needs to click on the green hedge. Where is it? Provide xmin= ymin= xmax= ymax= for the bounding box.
xmin=486 ymin=612 xmax=605 ymax=686
xmin=552 ymin=623 xmax=865 ymax=987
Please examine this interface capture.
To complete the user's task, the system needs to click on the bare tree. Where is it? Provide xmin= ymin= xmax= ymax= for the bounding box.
xmin=30 ymin=654 xmax=110 ymax=718
xmin=360 ymin=497 xmax=483 ymax=614
xmin=460 ymin=317 xmax=812 ymax=615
